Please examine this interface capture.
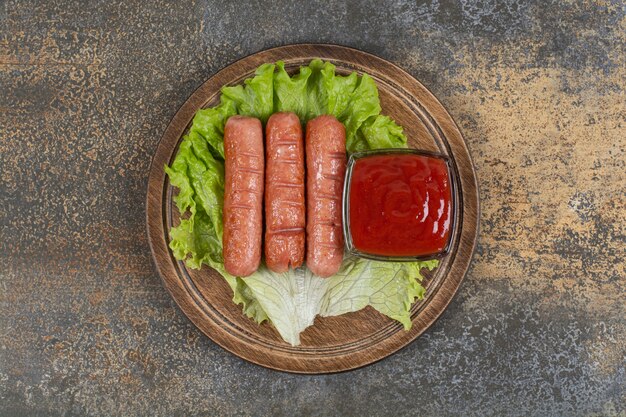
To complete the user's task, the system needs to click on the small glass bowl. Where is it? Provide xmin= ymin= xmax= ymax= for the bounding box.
xmin=342 ymin=148 xmax=458 ymax=262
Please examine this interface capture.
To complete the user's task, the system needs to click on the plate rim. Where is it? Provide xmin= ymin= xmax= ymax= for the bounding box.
xmin=146 ymin=43 xmax=480 ymax=374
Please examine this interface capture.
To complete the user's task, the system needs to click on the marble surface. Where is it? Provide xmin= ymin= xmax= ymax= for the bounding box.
xmin=1 ymin=0 xmax=624 ymax=415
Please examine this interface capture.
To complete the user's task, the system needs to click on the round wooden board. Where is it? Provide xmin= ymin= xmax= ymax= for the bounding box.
xmin=146 ymin=44 xmax=479 ymax=373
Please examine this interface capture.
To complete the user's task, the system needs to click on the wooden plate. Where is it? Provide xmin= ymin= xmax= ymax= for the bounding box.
xmin=146 ymin=44 xmax=479 ymax=373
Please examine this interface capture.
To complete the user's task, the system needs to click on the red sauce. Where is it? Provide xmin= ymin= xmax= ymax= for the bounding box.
xmin=348 ymin=153 xmax=452 ymax=257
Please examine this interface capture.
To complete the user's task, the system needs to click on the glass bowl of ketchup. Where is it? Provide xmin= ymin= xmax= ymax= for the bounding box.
xmin=342 ymin=149 xmax=457 ymax=262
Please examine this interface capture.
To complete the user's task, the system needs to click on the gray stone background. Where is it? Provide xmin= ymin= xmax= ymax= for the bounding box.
xmin=1 ymin=0 xmax=624 ymax=416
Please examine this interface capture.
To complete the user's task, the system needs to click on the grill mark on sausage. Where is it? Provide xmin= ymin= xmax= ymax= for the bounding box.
xmin=233 ymin=187 xmax=261 ymax=194
xmin=327 ymin=151 xmax=347 ymax=159
xmin=321 ymin=173 xmax=343 ymax=181
xmin=280 ymin=200 xmax=303 ymax=207
xmin=274 ymin=159 xmax=300 ymax=165
xmin=268 ymin=227 xmax=306 ymax=234
xmin=272 ymin=182 xmax=302 ymax=189
xmin=316 ymin=242 xmax=342 ymax=249
xmin=239 ymin=151 xmax=262 ymax=159
xmin=312 ymin=221 xmax=340 ymax=228
xmin=229 ymin=204 xmax=256 ymax=210
xmin=237 ymin=167 xmax=264 ymax=175
xmin=314 ymin=193 xmax=342 ymax=201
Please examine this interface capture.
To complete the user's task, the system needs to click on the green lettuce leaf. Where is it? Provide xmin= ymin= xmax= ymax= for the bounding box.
xmin=188 ymin=98 xmax=237 ymax=159
xmin=165 ymin=59 xmax=437 ymax=345
xmin=242 ymin=257 xmax=437 ymax=345
xmin=221 ymin=63 xmax=275 ymax=122
xmin=359 ymin=114 xmax=408 ymax=150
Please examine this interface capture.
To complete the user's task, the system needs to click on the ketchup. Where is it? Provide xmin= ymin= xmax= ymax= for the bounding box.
xmin=348 ymin=153 xmax=452 ymax=257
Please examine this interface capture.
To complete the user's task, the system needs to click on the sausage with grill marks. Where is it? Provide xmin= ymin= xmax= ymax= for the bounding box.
xmin=305 ymin=115 xmax=347 ymax=277
xmin=223 ymin=116 xmax=264 ymax=277
xmin=264 ymin=112 xmax=306 ymax=273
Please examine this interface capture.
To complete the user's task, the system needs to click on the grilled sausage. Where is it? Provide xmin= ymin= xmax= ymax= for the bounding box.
xmin=223 ymin=116 xmax=264 ymax=277
xmin=305 ymin=115 xmax=346 ymax=277
xmin=264 ymin=112 xmax=305 ymax=272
